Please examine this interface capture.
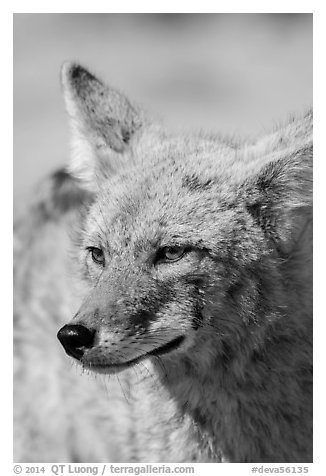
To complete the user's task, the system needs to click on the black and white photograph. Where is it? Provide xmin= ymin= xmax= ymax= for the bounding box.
xmin=13 ymin=13 xmax=313 ymax=466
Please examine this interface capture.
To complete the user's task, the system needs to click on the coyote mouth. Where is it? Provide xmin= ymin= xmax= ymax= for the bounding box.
xmin=84 ymin=335 xmax=185 ymax=374
xmin=146 ymin=335 xmax=185 ymax=357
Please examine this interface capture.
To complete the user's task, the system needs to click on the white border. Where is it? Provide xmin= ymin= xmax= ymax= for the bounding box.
xmin=5 ymin=4 xmax=324 ymax=474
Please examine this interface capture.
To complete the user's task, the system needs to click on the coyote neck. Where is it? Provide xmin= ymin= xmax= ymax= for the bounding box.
xmin=152 ymin=342 xmax=311 ymax=463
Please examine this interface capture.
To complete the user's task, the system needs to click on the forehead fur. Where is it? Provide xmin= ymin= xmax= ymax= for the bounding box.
xmin=82 ymin=137 xmax=258 ymax=257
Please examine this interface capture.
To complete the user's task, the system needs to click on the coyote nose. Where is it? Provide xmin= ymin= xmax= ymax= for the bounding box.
xmin=57 ymin=324 xmax=96 ymax=360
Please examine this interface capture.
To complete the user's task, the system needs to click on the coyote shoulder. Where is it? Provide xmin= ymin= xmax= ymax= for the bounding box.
xmin=14 ymin=63 xmax=312 ymax=463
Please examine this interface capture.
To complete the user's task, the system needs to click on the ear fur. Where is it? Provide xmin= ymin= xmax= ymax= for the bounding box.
xmin=243 ymin=145 xmax=312 ymax=255
xmin=61 ymin=62 xmax=143 ymax=190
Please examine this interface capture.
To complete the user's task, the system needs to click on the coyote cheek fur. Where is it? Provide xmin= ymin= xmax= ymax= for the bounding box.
xmin=15 ymin=63 xmax=312 ymax=463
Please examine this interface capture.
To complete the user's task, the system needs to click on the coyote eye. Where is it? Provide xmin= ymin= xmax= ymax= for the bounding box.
xmin=158 ymin=246 xmax=187 ymax=263
xmin=87 ymin=247 xmax=105 ymax=266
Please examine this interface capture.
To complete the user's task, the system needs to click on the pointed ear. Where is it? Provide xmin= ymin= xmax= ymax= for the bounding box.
xmin=61 ymin=62 xmax=143 ymax=190
xmin=243 ymin=145 xmax=312 ymax=254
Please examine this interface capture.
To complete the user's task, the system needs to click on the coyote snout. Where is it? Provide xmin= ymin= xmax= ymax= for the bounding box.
xmin=57 ymin=276 xmax=189 ymax=374
xmin=57 ymin=310 xmax=187 ymax=374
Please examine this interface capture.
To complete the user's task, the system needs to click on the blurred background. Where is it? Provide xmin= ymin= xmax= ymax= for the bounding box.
xmin=13 ymin=13 xmax=312 ymax=212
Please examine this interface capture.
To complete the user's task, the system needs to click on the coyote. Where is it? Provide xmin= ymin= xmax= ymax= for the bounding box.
xmin=14 ymin=63 xmax=312 ymax=463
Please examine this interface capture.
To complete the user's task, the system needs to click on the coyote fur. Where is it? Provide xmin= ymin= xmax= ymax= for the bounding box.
xmin=14 ymin=63 xmax=312 ymax=463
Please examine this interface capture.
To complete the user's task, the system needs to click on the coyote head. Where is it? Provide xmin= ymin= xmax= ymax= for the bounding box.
xmin=57 ymin=63 xmax=312 ymax=379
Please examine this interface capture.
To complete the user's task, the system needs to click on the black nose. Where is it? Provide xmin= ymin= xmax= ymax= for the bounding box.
xmin=57 ymin=324 xmax=96 ymax=360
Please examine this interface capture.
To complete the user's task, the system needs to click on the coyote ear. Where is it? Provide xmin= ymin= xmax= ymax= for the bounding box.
xmin=244 ymin=146 xmax=312 ymax=254
xmin=61 ymin=62 xmax=143 ymax=190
